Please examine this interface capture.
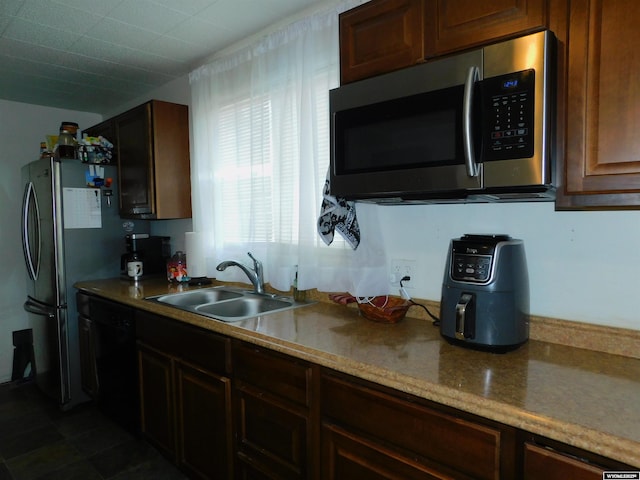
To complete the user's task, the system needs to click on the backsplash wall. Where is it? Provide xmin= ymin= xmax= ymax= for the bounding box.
xmin=378 ymin=202 xmax=639 ymax=330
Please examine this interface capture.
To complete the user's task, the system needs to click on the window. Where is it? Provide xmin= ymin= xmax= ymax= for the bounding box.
xmin=189 ymin=0 xmax=388 ymax=295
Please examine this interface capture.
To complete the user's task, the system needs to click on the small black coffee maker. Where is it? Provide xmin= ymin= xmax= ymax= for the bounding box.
xmin=121 ymin=233 xmax=171 ymax=278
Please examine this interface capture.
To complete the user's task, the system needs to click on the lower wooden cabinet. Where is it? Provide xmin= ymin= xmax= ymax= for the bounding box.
xmin=131 ymin=309 xmax=634 ymax=480
xmin=322 ymin=423 xmax=453 ymax=479
xmin=138 ymin=343 xmax=175 ymax=459
xmin=523 ymin=442 xmax=603 ymax=480
xmin=321 ymin=371 xmax=515 ymax=480
xmin=176 ymin=359 xmax=232 ymax=479
xmin=137 ymin=312 xmax=233 ymax=480
xmin=232 ymin=341 xmax=319 ymax=479
xmin=521 ymin=435 xmax=635 ymax=479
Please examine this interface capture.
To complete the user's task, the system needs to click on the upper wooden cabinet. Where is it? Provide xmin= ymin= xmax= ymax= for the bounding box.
xmin=340 ymin=0 xmax=425 ymax=84
xmin=116 ymin=100 xmax=191 ymax=219
xmin=85 ymin=100 xmax=192 ymax=219
xmin=557 ymin=0 xmax=640 ymax=208
xmin=424 ymin=0 xmax=547 ymax=56
xmin=339 ymin=0 xmax=547 ymax=84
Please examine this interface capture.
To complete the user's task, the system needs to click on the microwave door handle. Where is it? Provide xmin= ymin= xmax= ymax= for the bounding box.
xmin=463 ymin=66 xmax=480 ymax=177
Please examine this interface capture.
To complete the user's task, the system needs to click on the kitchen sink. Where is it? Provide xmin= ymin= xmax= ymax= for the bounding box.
xmin=152 ymin=289 xmax=243 ymax=307
xmin=145 ymin=286 xmax=313 ymax=322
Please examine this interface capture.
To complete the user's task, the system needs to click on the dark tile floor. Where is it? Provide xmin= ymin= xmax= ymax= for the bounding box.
xmin=0 ymin=381 xmax=187 ymax=480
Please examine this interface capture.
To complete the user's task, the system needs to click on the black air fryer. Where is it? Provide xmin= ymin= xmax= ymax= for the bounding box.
xmin=440 ymin=234 xmax=529 ymax=352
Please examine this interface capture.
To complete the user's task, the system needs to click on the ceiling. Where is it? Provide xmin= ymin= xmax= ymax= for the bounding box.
xmin=0 ymin=0 xmax=324 ymax=114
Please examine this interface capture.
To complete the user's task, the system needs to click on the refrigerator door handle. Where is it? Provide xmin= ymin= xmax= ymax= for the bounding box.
xmin=24 ymin=295 xmax=57 ymax=318
xmin=22 ymin=181 xmax=41 ymax=280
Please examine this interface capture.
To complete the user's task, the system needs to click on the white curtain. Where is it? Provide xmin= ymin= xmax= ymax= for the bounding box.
xmin=189 ymin=0 xmax=388 ymax=296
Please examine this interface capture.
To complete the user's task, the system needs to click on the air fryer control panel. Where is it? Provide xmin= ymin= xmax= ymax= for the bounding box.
xmin=449 ymin=234 xmax=510 ymax=284
xmin=452 ymin=253 xmax=492 ymax=282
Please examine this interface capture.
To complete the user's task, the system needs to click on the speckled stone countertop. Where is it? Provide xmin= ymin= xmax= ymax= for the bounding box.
xmin=75 ymin=277 xmax=640 ymax=468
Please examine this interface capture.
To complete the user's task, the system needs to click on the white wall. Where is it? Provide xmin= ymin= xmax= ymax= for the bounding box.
xmin=378 ymin=202 xmax=640 ymax=330
xmin=0 ymin=99 xmax=101 ymax=383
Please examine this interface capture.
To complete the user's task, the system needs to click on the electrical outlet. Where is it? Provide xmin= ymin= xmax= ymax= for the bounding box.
xmin=390 ymin=259 xmax=416 ymax=288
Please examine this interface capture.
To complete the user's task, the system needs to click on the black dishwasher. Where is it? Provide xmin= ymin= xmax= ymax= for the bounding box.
xmin=77 ymin=293 xmax=139 ymax=432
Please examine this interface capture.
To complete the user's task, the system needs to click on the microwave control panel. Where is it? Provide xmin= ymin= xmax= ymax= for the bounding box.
xmin=481 ymin=69 xmax=535 ymax=161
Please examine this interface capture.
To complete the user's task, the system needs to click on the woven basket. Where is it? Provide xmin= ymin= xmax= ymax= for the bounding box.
xmin=357 ymin=296 xmax=411 ymax=324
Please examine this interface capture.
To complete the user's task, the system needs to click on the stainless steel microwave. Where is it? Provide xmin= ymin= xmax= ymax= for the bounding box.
xmin=329 ymin=30 xmax=556 ymax=204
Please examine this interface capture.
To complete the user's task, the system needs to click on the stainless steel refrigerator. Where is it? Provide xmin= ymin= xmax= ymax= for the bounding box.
xmin=21 ymin=155 xmax=123 ymax=410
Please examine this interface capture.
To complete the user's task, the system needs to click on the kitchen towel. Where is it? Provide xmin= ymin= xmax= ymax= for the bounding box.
xmin=317 ymin=168 xmax=360 ymax=249
xmin=185 ymin=232 xmax=208 ymax=278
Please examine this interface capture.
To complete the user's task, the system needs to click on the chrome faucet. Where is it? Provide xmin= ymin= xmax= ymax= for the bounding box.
xmin=216 ymin=252 xmax=265 ymax=295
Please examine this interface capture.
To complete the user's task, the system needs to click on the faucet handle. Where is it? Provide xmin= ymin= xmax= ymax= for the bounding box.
xmin=247 ymin=252 xmax=262 ymax=275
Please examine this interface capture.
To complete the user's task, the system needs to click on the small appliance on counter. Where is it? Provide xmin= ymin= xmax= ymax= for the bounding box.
xmin=120 ymin=233 xmax=170 ymax=279
xmin=440 ymin=234 xmax=529 ymax=352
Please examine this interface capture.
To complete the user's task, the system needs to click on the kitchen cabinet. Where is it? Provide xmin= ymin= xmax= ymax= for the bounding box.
xmin=232 ymin=340 xmax=320 ymax=479
xmin=557 ymin=0 xmax=640 ymax=208
xmin=321 ymin=370 xmax=516 ymax=479
xmin=339 ymin=0 xmax=548 ymax=84
xmin=522 ymin=442 xmax=603 ymax=479
xmin=423 ymin=0 xmax=547 ymax=57
xmin=339 ymin=0 xmax=425 ymax=84
xmin=85 ymin=100 xmax=192 ymax=219
xmin=520 ymin=435 xmax=634 ymax=479
xmin=115 ymin=100 xmax=191 ymax=219
xmin=136 ymin=311 xmax=233 ymax=479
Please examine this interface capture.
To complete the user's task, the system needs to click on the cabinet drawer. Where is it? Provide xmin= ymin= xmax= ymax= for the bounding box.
xmin=523 ymin=443 xmax=603 ymax=480
xmin=233 ymin=341 xmax=312 ymax=407
xmin=136 ymin=310 xmax=230 ymax=374
xmin=322 ymin=372 xmax=505 ymax=480
xmin=322 ymin=423 xmax=455 ymax=480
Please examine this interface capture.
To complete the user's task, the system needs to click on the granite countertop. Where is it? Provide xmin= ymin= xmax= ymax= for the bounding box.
xmin=75 ymin=277 xmax=640 ymax=468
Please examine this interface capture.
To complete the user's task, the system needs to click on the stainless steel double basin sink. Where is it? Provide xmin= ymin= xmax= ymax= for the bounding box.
xmin=145 ymin=286 xmax=313 ymax=322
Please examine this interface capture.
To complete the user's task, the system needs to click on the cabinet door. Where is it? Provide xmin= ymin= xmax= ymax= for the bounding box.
xmin=424 ymin=0 xmax=547 ymax=56
xmin=176 ymin=360 xmax=233 ymax=480
xmin=340 ymin=0 xmax=425 ymax=84
xmin=233 ymin=341 xmax=318 ymax=479
xmin=322 ymin=423 xmax=454 ymax=480
xmin=235 ymin=385 xmax=310 ymax=479
xmin=523 ymin=443 xmax=603 ymax=480
xmin=558 ymin=0 xmax=640 ymax=208
xmin=138 ymin=342 xmax=176 ymax=461
xmin=77 ymin=315 xmax=98 ymax=398
xmin=116 ymin=103 xmax=154 ymax=217
xmin=150 ymin=101 xmax=192 ymax=220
